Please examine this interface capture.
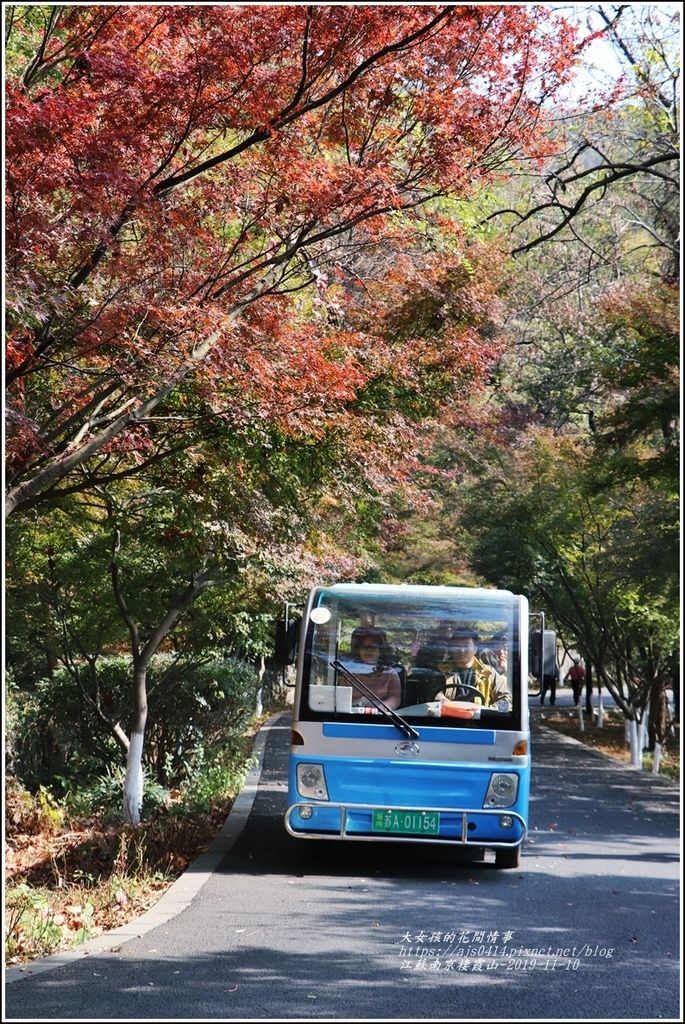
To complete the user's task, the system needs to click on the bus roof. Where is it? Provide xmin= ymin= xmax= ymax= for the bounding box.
xmin=325 ymin=583 xmax=517 ymax=599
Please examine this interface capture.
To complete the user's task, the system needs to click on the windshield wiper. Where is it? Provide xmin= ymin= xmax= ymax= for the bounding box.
xmin=331 ymin=659 xmax=419 ymax=740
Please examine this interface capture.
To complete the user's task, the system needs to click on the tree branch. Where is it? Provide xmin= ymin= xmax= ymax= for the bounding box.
xmin=152 ymin=6 xmax=455 ymax=197
xmin=511 ymin=154 xmax=679 ymax=255
xmin=110 ymin=522 xmax=140 ymax=653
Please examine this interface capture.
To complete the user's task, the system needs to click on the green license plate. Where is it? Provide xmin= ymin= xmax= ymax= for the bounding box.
xmin=371 ymin=809 xmax=440 ymax=836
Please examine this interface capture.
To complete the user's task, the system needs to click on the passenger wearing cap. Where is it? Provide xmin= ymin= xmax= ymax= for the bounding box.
xmin=437 ymin=629 xmax=512 ymax=711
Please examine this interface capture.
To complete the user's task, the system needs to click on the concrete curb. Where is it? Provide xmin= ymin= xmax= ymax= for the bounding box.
xmin=5 ymin=712 xmax=286 ymax=984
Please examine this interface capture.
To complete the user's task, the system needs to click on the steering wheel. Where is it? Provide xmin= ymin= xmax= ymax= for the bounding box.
xmin=452 ymin=683 xmax=483 ymax=702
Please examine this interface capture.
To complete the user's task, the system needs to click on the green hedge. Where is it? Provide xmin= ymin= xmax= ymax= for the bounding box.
xmin=11 ymin=653 xmax=261 ymax=791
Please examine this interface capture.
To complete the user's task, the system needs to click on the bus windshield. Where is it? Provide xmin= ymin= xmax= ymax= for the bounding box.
xmin=300 ymin=585 xmax=521 ymax=729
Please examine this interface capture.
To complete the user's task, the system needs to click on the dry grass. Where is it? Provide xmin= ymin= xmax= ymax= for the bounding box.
xmin=5 ymin=798 xmax=234 ymax=965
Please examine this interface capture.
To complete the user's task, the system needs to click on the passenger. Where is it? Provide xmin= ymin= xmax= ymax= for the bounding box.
xmin=413 ymin=642 xmax=448 ymax=671
xmin=413 ymin=620 xmax=452 ymax=671
xmin=347 ymin=626 xmax=402 ymax=710
xmin=478 ymin=630 xmax=508 ymax=674
xmin=437 ymin=629 xmax=512 ymax=711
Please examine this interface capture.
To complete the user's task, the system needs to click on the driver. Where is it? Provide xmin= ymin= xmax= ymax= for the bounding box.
xmin=437 ymin=629 xmax=512 ymax=711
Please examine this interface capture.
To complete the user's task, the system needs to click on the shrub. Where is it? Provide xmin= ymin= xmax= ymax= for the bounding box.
xmin=178 ymin=739 xmax=254 ymax=814
xmin=5 ymin=885 xmax=64 ymax=961
xmin=145 ymin=654 xmax=260 ymax=783
xmin=63 ymin=766 xmax=171 ymax=822
xmin=5 ymin=779 xmax=65 ymax=837
xmin=12 ymin=653 xmax=261 ymax=793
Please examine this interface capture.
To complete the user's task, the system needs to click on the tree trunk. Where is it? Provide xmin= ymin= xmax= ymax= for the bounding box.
xmin=629 ymin=718 xmax=642 ymax=769
xmin=671 ymin=655 xmax=680 ymax=724
xmin=255 ymin=656 xmax=266 ymax=717
xmin=652 ymin=742 xmax=662 ymax=775
xmin=110 ymin=513 xmax=217 ymax=824
xmin=638 ymin=700 xmax=649 ymax=757
xmin=648 ymin=673 xmax=670 ymax=751
xmin=123 ymin=660 xmax=148 ymax=825
xmin=39 ymin=593 xmax=59 ymax=676
xmin=585 ymin=659 xmax=593 ymax=715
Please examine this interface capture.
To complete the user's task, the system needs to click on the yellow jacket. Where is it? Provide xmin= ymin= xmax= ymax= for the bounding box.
xmin=438 ymin=658 xmax=512 ymax=709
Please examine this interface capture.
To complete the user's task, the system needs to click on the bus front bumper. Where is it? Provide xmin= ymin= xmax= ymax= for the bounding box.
xmin=284 ymin=801 xmax=526 ymax=846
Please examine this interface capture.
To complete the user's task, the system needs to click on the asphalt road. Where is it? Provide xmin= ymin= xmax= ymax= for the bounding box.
xmin=5 ymin=715 xmax=680 ymax=1021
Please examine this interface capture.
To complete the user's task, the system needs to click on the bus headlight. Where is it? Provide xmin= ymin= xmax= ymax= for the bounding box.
xmin=296 ymin=763 xmax=329 ymax=800
xmin=484 ymin=773 xmax=519 ymax=808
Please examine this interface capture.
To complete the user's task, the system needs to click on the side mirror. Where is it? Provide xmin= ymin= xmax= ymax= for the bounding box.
xmin=542 ymin=629 xmax=557 ymax=678
xmin=530 ymin=629 xmax=557 ymax=679
xmin=529 ymin=630 xmax=541 ymax=677
xmin=275 ymin=618 xmax=299 ymax=667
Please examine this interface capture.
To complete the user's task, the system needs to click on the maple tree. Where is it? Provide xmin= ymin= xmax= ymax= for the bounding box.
xmin=5 ymin=3 xmax=579 ymax=516
xmin=6 ymin=3 xmax=584 ymax=824
xmin=6 ymin=216 xmax=511 ymax=824
xmin=5 ymin=406 xmax=378 ymax=821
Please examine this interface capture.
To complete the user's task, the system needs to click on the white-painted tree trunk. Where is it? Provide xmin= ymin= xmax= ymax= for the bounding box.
xmin=597 ymin=696 xmax=604 ymax=728
xmin=577 ymin=702 xmax=585 ymax=733
xmin=624 ymin=719 xmax=631 ymax=745
xmin=639 ymin=700 xmax=649 ymax=755
xmin=110 ymin=524 xmax=214 ymax=824
xmin=629 ymin=719 xmax=643 ymax=769
xmin=652 ymin=742 xmax=662 ymax=775
xmin=255 ymin=656 xmax=265 ymax=717
xmin=123 ymin=730 xmax=145 ymax=824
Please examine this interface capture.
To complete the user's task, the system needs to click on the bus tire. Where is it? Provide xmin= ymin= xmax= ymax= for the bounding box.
xmin=495 ymin=845 xmax=521 ymax=869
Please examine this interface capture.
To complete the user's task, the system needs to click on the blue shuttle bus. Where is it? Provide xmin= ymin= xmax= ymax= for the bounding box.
xmin=283 ymin=584 xmax=544 ymax=869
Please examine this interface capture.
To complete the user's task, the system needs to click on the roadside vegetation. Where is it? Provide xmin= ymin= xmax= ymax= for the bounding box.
xmin=5 ymin=714 xmax=269 ymax=965
xmin=539 ymin=702 xmax=680 ymax=783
